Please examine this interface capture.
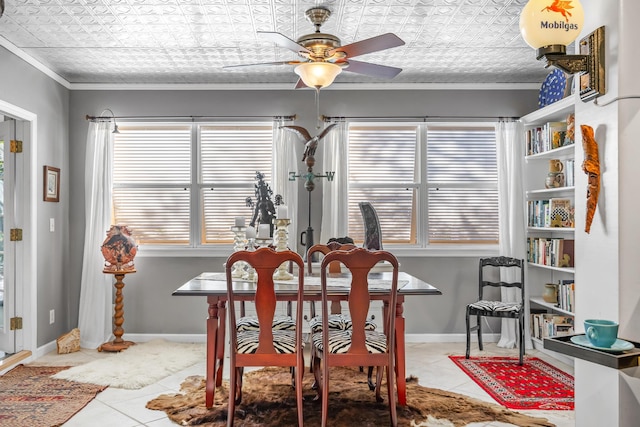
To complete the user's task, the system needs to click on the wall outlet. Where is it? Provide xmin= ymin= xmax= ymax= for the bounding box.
xmin=49 ymin=309 xmax=55 ymax=324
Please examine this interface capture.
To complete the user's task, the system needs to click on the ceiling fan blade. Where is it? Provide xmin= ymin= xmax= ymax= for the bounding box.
xmin=258 ymin=31 xmax=311 ymax=55
xmin=294 ymin=78 xmax=308 ymax=89
xmin=223 ymin=61 xmax=302 ymax=69
xmin=330 ymin=33 xmax=404 ymax=58
xmin=344 ymin=60 xmax=402 ymax=79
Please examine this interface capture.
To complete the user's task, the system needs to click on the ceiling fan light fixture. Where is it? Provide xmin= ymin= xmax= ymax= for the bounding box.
xmin=294 ymin=62 xmax=342 ymax=89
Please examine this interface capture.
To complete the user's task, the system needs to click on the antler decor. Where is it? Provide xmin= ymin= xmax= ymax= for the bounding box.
xmin=581 ymin=124 xmax=600 ymax=233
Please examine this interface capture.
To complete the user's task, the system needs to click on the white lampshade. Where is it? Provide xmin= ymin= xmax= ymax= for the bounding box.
xmin=519 ymin=0 xmax=584 ymax=49
xmin=294 ymin=62 xmax=342 ymax=89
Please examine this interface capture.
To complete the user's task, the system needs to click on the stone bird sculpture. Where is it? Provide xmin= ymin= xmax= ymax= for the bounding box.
xmin=280 ymin=123 xmax=337 ymax=162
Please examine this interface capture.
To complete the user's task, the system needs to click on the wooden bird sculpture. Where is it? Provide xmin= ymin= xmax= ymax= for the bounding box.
xmin=280 ymin=123 xmax=337 ymax=163
xmin=581 ymin=124 xmax=600 ymax=233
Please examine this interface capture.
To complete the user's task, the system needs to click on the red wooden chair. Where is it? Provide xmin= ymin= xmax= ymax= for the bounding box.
xmin=306 ymin=242 xmax=357 ymax=319
xmin=225 ymin=247 xmax=305 ymax=427
xmin=311 ymin=247 xmax=399 ymax=427
xmin=306 ymin=242 xmax=376 ymax=389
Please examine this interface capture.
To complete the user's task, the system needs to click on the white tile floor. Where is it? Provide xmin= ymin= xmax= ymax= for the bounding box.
xmin=32 ymin=342 xmax=575 ymax=427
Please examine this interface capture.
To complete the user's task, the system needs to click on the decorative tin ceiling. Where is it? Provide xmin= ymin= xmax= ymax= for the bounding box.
xmin=0 ymin=0 xmax=549 ymax=87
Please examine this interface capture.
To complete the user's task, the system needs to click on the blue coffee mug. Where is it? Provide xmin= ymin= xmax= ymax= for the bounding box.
xmin=584 ymin=319 xmax=618 ymax=348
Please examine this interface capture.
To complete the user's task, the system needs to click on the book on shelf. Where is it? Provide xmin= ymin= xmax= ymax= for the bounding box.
xmin=527 ymin=199 xmax=549 ymax=227
xmin=525 ymin=120 xmax=569 ymax=155
xmin=556 ymin=279 xmax=575 ymax=312
xmin=549 ymin=198 xmax=574 ymax=228
xmin=527 ymin=199 xmax=574 ymax=228
xmin=547 ymin=121 xmax=568 ymax=150
xmin=561 ymin=239 xmax=575 ymax=267
xmin=530 ymin=313 xmax=575 ymax=339
xmin=565 ymin=159 xmax=575 ymax=187
xmin=527 ymin=237 xmax=575 ymax=267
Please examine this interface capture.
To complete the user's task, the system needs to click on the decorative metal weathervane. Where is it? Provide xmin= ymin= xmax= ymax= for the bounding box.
xmin=283 ymin=123 xmax=337 ymax=258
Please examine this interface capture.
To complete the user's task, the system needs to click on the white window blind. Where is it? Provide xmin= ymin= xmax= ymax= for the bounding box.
xmin=113 ymin=123 xmax=273 ymax=246
xmin=348 ymin=125 xmax=418 ymax=244
xmin=200 ymin=125 xmax=273 ymax=243
xmin=426 ymin=126 xmax=498 ymax=243
xmin=347 ymin=123 xmax=498 ymax=246
xmin=113 ymin=125 xmax=192 ymax=245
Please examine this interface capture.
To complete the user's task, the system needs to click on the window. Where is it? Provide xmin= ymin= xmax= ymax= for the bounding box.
xmin=347 ymin=123 xmax=498 ymax=247
xmin=112 ymin=123 xmax=273 ymax=246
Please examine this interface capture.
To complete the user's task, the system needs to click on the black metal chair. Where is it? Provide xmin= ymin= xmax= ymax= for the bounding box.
xmin=465 ymin=256 xmax=525 ymax=365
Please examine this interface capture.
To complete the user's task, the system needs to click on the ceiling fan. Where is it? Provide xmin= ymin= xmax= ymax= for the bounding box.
xmin=224 ymin=7 xmax=405 ymax=89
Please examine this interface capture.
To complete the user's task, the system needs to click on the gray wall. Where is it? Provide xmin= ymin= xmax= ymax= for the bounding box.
xmin=1 ymin=44 xmax=542 ymax=346
xmin=69 ymin=88 xmax=537 ymax=336
xmin=0 ymin=47 xmax=70 ymax=346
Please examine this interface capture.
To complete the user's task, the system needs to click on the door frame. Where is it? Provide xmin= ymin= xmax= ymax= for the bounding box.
xmin=0 ymin=99 xmax=37 ymax=358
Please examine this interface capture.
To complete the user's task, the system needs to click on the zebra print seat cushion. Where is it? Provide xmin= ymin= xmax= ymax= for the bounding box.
xmin=236 ymin=315 xmax=296 ymax=332
xmin=311 ymin=329 xmax=387 ymax=354
xmin=467 ymin=300 xmax=522 ymax=314
xmin=308 ymin=314 xmax=377 ymax=333
xmin=342 ymin=316 xmax=377 ymax=332
xmin=235 ymin=329 xmax=303 ymax=354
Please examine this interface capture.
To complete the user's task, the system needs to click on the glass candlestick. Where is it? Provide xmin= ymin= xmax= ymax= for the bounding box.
xmin=230 ymin=225 xmax=247 ymax=278
xmin=245 ymin=237 xmax=257 ymax=281
xmin=273 ymin=218 xmax=293 ymax=280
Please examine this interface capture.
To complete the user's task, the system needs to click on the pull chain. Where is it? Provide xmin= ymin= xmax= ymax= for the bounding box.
xmin=315 ymin=87 xmax=321 ymax=129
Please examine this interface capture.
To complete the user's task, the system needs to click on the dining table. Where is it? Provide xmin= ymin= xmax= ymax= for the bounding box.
xmin=172 ymin=269 xmax=441 ymax=408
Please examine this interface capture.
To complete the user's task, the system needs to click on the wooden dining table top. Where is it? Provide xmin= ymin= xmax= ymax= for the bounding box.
xmin=173 ymin=270 xmax=442 ymax=297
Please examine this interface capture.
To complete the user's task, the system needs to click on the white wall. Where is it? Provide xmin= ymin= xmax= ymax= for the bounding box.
xmin=574 ymin=1 xmax=640 ymax=425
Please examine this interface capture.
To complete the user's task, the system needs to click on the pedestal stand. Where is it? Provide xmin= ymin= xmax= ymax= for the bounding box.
xmin=273 ymin=218 xmax=293 ymax=280
xmin=99 ymin=269 xmax=136 ymax=352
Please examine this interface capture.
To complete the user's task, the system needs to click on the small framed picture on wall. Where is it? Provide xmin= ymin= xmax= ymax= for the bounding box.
xmin=44 ymin=165 xmax=60 ymax=202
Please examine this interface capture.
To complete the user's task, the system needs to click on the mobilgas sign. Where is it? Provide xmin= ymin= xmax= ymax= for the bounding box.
xmin=540 ymin=20 xmax=580 ymax=32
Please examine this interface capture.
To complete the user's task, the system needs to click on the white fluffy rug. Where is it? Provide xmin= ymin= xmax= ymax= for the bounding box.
xmin=52 ymin=339 xmax=205 ymax=389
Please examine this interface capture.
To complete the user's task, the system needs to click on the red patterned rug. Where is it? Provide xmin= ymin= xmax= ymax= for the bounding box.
xmin=0 ymin=364 xmax=106 ymax=427
xmin=449 ymin=355 xmax=574 ymax=410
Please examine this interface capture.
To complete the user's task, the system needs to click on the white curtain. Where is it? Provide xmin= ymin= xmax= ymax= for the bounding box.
xmin=272 ymin=119 xmax=299 ymax=251
xmin=78 ymin=120 xmax=114 ymax=349
xmin=320 ymin=121 xmax=349 ymax=244
xmin=495 ymin=120 xmax=528 ymax=349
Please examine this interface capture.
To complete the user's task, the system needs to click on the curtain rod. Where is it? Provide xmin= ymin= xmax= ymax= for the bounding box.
xmin=322 ymin=115 xmax=519 ymax=122
xmin=85 ymin=114 xmax=296 ymax=121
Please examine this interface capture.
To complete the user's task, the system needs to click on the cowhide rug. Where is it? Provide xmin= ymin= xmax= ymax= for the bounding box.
xmin=147 ymin=366 xmax=554 ymax=426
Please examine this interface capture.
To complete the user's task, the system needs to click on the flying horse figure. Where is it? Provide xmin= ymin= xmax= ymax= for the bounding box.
xmin=541 ymin=0 xmax=575 ymax=22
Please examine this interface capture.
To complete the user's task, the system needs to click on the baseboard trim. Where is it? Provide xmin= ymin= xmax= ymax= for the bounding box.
xmin=123 ymin=334 xmax=207 ymax=343
xmin=0 ymin=350 xmax=33 ymax=375
xmin=34 ymin=333 xmax=501 ymax=361
xmin=405 ymin=333 xmax=501 ymax=343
